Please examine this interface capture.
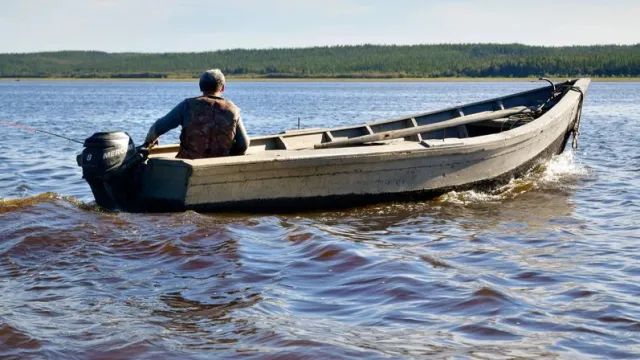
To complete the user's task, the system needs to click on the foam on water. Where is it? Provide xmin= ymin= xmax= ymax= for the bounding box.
xmin=539 ymin=150 xmax=588 ymax=183
xmin=438 ymin=150 xmax=588 ymax=205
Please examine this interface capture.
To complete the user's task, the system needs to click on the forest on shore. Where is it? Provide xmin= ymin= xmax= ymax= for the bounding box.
xmin=0 ymin=44 xmax=638 ymax=79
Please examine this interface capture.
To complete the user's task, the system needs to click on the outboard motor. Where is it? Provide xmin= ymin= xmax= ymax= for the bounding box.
xmin=77 ymin=132 xmax=147 ymax=210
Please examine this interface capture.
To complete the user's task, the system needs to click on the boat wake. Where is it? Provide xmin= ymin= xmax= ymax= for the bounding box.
xmin=437 ymin=151 xmax=588 ymax=205
xmin=0 ymin=192 xmax=98 ymax=214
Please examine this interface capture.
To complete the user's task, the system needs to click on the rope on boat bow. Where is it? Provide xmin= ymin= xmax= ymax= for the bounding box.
xmin=561 ymin=85 xmax=585 ymax=150
xmin=534 ymin=79 xmax=585 ymax=150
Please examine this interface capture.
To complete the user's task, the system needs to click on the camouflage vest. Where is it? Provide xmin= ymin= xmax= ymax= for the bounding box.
xmin=176 ymin=96 xmax=240 ymax=160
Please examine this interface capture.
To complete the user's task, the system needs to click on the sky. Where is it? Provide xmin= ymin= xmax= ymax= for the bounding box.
xmin=0 ymin=0 xmax=638 ymax=53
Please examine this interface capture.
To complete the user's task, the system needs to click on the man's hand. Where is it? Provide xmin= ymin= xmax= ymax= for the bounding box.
xmin=142 ymin=138 xmax=159 ymax=149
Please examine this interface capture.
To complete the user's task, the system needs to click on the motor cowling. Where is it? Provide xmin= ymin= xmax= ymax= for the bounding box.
xmin=77 ymin=132 xmax=146 ymax=211
xmin=78 ymin=132 xmax=138 ymax=180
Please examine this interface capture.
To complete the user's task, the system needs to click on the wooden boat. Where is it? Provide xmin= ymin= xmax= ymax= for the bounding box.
xmin=78 ymin=78 xmax=590 ymax=212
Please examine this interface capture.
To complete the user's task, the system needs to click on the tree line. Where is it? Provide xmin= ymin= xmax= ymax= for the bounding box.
xmin=0 ymin=44 xmax=638 ymax=79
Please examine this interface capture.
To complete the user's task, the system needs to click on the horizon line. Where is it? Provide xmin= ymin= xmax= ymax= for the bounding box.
xmin=2 ymin=42 xmax=639 ymax=55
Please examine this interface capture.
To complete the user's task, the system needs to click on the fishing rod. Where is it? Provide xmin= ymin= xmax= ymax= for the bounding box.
xmin=0 ymin=120 xmax=84 ymax=144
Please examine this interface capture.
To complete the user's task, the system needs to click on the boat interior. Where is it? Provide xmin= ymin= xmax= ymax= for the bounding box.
xmin=149 ymin=79 xmax=576 ymax=158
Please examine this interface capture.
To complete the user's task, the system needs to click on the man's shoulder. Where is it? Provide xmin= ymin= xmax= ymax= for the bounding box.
xmin=224 ymin=99 xmax=240 ymax=112
xmin=212 ymin=97 xmax=241 ymax=114
xmin=188 ymin=96 xmax=238 ymax=106
xmin=187 ymin=96 xmax=240 ymax=115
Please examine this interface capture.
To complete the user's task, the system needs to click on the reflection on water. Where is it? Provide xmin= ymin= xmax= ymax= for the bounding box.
xmin=1 ymin=81 xmax=640 ymax=359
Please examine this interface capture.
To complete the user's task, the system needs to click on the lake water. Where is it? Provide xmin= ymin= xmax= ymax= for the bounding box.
xmin=1 ymin=80 xmax=639 ymax=359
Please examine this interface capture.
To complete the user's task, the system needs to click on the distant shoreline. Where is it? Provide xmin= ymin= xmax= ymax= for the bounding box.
xmin=2 ymin=77 xmax=639 ymax=82
xmin=3 ymin=45 xmax=637 ymax=80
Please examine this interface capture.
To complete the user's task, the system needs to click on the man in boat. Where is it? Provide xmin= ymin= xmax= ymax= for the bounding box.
xmin=143 ymin=69 xmax=250 ymax=159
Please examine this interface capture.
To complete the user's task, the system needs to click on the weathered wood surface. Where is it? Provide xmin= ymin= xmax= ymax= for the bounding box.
xmin=314 ymin=106 xmax=530 ymax=149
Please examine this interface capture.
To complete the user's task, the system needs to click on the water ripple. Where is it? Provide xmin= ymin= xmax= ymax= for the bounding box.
xmin=1 ymin=81 xmax=640 ymax=358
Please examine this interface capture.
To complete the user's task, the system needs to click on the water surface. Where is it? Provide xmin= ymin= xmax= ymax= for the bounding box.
xmin=1 ymin=81 xmax=639 ymax=359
